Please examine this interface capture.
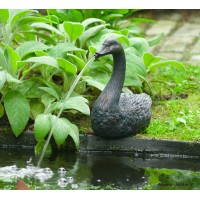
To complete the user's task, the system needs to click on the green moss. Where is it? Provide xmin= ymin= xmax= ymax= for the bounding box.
xmin=137 ymin=93 xmax=200 ymax=142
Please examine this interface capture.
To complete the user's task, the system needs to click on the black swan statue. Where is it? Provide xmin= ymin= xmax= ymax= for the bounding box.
xmin=91 ymin=39 xmax=152 ymax=138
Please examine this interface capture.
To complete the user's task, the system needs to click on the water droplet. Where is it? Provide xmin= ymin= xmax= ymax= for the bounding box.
xmin=71 ymin=183 xmax=78 ymax=189
xmin=58 ymin=178 xmax=68 ymax=188
xmin=97 ymin=179 xmax=101 ymax=182
xmin=58 ymin=167 xmax=66 ymax=176
xmin=66 ymin=176 xmax=74 ymax=183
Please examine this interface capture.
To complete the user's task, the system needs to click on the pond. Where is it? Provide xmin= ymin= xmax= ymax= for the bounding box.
xmin=0 ymin=149 xmax=200 ymax=190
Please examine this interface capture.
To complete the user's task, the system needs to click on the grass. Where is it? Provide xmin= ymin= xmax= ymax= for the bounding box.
xmin=137 ymin=64 xmax=200 ymax=142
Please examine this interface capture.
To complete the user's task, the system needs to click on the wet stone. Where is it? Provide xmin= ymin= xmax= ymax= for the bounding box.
xmin=146 ymin=20 xmax=177 ymax=36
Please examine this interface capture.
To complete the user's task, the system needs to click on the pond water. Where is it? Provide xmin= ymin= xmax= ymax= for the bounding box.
xmin=0 ymin=149 xmax=200 ymax=190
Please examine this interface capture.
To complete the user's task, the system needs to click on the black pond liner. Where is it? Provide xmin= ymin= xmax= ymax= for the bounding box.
xmin=0 ymin=131 xmax=200 ymax=159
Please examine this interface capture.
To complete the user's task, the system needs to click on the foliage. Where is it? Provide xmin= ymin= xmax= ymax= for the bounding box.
xmin=144 ymin=168 xmax=200 ymax=190
xmin=0 ymin=9 xmax=186 ymax=152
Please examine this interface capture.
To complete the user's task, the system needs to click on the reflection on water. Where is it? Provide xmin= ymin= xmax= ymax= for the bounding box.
xmin=0 ymin=149 xmax=200 ymax=190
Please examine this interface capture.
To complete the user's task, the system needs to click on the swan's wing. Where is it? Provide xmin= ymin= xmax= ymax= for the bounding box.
xmin=119 ymin=93 xmax=152 ymax=116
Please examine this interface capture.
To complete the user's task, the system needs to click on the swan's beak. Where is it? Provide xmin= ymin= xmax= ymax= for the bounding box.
xmin=94 ymin=46 xmax=109 ymax=59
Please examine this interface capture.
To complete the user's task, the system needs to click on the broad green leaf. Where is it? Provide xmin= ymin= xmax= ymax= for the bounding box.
xmin=124 ymin=73 xmax=142 ymax=88
xmin=79 ymin=24 xmax=107 ymax=48
xmin=17 ymin=16 xmax=56 ymax=28
xmin=67 ymin=53 xmax=85 ymax=70
xmin=0 ymin=71 xmax=6 ymax=91
xmin=16 ymin=79 xmax=45 ymax=98
xmin=143 ymin=52 xmax=163 ymax=68
xmin=129 ymin=37 xmax=149 ymax=57
xmin=50 ymin=116 xmax=69 ymax=146
xmin=30 ymin=22 xmax=63 ymax=36
xmin=9 ymin=10 xmax=37 ymax=28
xmin=35 ymin=51 xmax=48 ymax=57
xmin=30 ymin=99 xmax=45 ymax=120
xmin=57 ymin=58 xmax=77 ymax=75
xmin=6 ymin=73 xmax=22 ymax=84
xmin=47 ymin=42 xmax=86 ymax=58
xmin=39 ymin=87 xmax=60 ymax=100
xmin=63 ymin=119 xmax=79 ymax=150
xmin=148 ymin=33 xmax=164 ymax=47
xmin=3 ymin=43 xmax=20 ymax=74
xmin=0 ymin=9 xmax=9 ymax=24
xmin=22 ymin=31 xmax=57 ymax=45
xmin=4 ymin=90 xmax=30 ymax=137
xmin=0 ymin=47 xmax=8 ymax=70
xmin=82 ymin=18 xmax=105 ymax=27
xmin=63 ymin=21 xmax=84 ymax=42
xmin=125 ymin=47 xmax=147 ymax=77
xmin=34 ymin=114 xmax=51 ymax=141
xmin=148 ymin=60 xmax=186 ymax=72
xmin=16 ymin=41 xmax=50 ymax=59
xmin=23 ymin=56 xmax=59 ymax=68
xmin=0 ymin=103 xmax=4 ymax=118
xmin=83 ymin=76 xmax=105 ymax=91
xmin=51 ymin=96 xmax=90 ymax=115
xmin=35 ymin=140 xmax=52 ymax=157
xmin=41 ymin=94 xmax=56 ymax=108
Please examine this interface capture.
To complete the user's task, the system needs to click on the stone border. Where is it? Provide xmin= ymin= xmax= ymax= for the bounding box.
xmin=80 ymin=135 xmax=200 ymax=158
xmin=1 ymin=131 xmax=200 ymax=158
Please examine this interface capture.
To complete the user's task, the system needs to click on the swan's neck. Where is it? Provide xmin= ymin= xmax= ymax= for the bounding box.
xmin=96 ymin=49 xmax=126 ymax=110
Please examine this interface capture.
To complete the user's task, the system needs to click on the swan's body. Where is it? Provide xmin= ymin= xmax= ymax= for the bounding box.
xmin=91 ymin=39 xmax=152 ymax=138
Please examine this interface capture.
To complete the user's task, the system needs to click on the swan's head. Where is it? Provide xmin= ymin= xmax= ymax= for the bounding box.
xmin=95 ymin=39 xmax=122 ymax=59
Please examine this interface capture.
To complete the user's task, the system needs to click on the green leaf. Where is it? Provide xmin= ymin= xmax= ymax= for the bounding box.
xmin=148 ymin=60 xmax=186 ymax=72
xmin=4 ymin=90 xmax=30 ymax=137
xmin=176 ymin=117 xmax=186 ymax=125
xmin=30 ymin=99 xmax=45 ymax=120
xmin=30 ymin=22 xmax=63 ymax=36
xmin=67 ymin=53 xmax=85 ymax=70
xmin=51 ymin=96 xmax=90 ymax=115
xmin=47 ymin=42 xmax=86 ymax=58
xmin=9 ymin=10 xmax=37 ymax=28
xmin=83 ymin=76 xmax=106 ymax=91
xmin=23 ymin=56 xmax=59 ymax=68
xmin=143 ymin=52 xmax=163 ymax=68
xmin=0 ymin=71 xmax=6 ymax=91
xmin=0 ymin=47 xmax=8 ymax=70
xmin=124 ymin=73 xmax=142 ymax=88
xmin=148 ymin=33 xmax=164 ymax=47
xmin=22 ymin=31 xmax=57 ymax=45
xmin=3 ymin=43 xmax=20 ymax=74
xmin=35 ymin=140 xmax=52 ymax=157
xmin=39 ymin=87 xmax=60 ymax=100
xmin=129 ymin=37 xmax=149 ymax=57
xmin=125 ymin=47 xmax=147 ymax=77
xmin=17 ymin=16 xmax=56 ymax=28
xmin=79 ymin=24 xmax=107 ymax=48
xmin=82 ymin=18 xmax=105 ymax=27
xmin=16 ymin=41 xmax=50 ymax=59
xmin=6 ymin=73 xmax=22 ymax=84
xmin=34 ymin=114 xmax=51 ymax=141
xmin=63 ymin=119 xmax=79 ymax=150
xmin=0 ymin=9 xmax=9 ymax=24
xmin=0 ymin=103 xmax=4 ymax=118
xmin=50 ymin=116 xmax=69 ymax=146
xmin=63 ymin=21 xmax=84 ymax=42
xmin=57 ymin=58 xmax=77 ymax=75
